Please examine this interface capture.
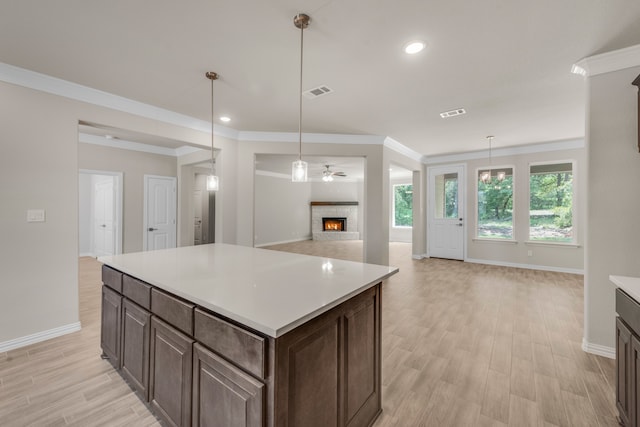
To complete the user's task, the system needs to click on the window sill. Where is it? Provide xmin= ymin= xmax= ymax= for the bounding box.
xmin=472 ymin=238 xmax=518 ymax=244
xmin=524 ymin=240 xmax=580 ymax=248
xmin=392 ymin=226 xmax=413 ymax=229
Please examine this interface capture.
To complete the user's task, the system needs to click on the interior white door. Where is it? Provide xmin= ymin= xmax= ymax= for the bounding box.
xmin=93 ymin=177 xmax=116 ymax=257
xmin=144 ymin=175 xmax=177 ymax=251
xmin=428 ymin=165 xmax=465 ymax=260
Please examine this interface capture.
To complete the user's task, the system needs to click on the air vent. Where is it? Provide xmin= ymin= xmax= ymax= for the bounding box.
xmin=439 ymin=108 xmax=466 ymax=118
xmin=303 ymin=85 xmax=333 ymax=99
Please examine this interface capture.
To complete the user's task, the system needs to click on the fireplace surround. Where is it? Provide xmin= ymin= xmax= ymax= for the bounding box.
xmin=311 ymin=201 xmax=359 ymax=240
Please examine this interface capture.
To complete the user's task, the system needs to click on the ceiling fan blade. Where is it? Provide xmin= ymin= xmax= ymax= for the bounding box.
xmin=333 ymin=172 xmax=347 ymax=177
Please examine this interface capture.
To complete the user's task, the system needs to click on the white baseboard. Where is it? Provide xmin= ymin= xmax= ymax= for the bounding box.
xmin=79 ymin=252 xmax=95 ymax=258
xmin=412 ymin=254 xmax=426 ymax=260
xmin=0 ymin=322 xmax=82 ymax=353
xmin=465 ymin=258 xmax=584 ymax=275
xmin=582 ymin=338 xmax=616 ymax=359
xmin=254 ymin=237 xmax=312 ymax=248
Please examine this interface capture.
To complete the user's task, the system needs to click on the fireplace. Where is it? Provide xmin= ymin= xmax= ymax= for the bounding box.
xmin=311 ymin=202 xmax=359 ymax=241
xmin=323 ymin=217 xmax=346 ymax=232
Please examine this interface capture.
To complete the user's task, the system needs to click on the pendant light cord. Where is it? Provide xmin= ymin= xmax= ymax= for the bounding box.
xmin=210 ymin=76 xmax=215 ymax=173
xmin=298 ymin=22 xmax=304 ymax=161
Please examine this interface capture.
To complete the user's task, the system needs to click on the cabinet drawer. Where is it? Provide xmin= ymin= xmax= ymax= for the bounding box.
xmin=123 ymin=275 xmax=152 ymax=310
xmin=151 ymin=289 xmax=195 ymax=336
xmin=194 ymin=308 xmax=266 ymax=379
xmin=102 ymin=265 xmax=123 ymax=293
xmin=617 ymin=288 xmax=640 ymax=334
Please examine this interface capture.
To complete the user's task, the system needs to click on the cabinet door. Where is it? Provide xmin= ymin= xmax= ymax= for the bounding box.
xmin=121 ymin=299 xmax=151 ymax=400
xmin=150 ymin=316 xmax=195 ymax=427
xmin=344 ymin=287 xmax=380 ymax=427
xmin=617 ymin=317 xmax=632 ymax=427
xmin=192 ymin=343 xmax=264 ymax=427
xmin=632 ymin=335 xmax=640 ymax=427
xmin=101 ymin=285 xmax=122 ymax=369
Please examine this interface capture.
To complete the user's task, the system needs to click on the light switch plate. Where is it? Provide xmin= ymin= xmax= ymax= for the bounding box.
xmin=27 ymin=209 xmax=46 ymax=222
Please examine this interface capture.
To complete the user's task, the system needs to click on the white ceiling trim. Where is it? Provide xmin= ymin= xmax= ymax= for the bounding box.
xmin=79 ymin=132 xmax=203 ymax=157
xmin=0 ymin=61 xmax=418 ymax=157
xmin=238 ymin=130 xmax=386 ymax=145
xmin=423 ymin=138 xmax=585 ymax=164
xmin=383 ymin=137 xmax=423 ymax=162
xmin=573 ymin=43 xmax=640 ymax=77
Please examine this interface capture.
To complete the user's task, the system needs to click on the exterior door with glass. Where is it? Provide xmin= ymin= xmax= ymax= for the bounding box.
xmin=428 ymin=165 xmax=465 ymax=260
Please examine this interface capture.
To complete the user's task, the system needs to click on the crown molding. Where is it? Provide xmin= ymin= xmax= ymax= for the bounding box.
xmin=0 ymin=62 xmax=425 ymax=159
xmin=383 ymin=137 xmax=424 ymax=162
xmin=238 ymin=130 xmax=386 ymax=145
xmin=573 ymin=44 xmax=640 ymax=77
xmin=423 ymin=138 xmax=584 ymax=164
xmin=79 ymin=132 xmax=203 ymax=157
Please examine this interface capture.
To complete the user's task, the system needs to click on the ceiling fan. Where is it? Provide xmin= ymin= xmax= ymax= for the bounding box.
xmin=322 ymin=165 xmax=346 ymax=182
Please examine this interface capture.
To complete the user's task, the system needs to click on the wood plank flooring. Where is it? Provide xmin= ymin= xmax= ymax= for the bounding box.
xmin=0 ymin=242 xmax=617 ymax=426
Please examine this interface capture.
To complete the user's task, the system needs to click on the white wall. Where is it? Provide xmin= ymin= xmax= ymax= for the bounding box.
xmin=584 ymin=64 xmax=640 ymax=353
xmin=254 ymin=174 xmax=313 ymax=246
xmin=0 ymin=79 xmax=213 ymax=347
xmin=78 ymin=173 xmax=92 ymax=255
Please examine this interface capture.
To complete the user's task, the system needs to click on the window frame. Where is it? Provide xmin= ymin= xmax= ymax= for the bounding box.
xmin=392 ymin=183 xmax=413 ymax=228
xmin=475 ymin=164 xmax=516 ymax=241
xmin=527 ymin=160 xmax=577 ymax=245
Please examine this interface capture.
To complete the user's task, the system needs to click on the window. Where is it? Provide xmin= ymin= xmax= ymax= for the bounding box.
xmin=477 ymin=168 xmax=514 ymax=239
xmin=434 ymin=173 xmax=458 ymax=219
xmin=529 ymin=162 xmax=573 ymax=242
xmin=393 ymin=184 xmax=413 ymax=227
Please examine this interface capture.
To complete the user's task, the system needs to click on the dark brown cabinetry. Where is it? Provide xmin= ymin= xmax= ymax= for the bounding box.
xmin=101 ymin=265 xmax=382 ymax=427
xmin=150 ymin=316 xmax=194 ymax=427
xmin=193 ymin=343 xmax=264 ymax=427
xmin=101 ymin=285 xmax=122 ymax=369
xmin=121 ymin=299 xmax=151 ymax=400
xmin=616 ymin=288 xmax=640 ymax=426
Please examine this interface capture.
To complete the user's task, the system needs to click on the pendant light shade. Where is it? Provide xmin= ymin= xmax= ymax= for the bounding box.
xmin=480 ymin=135 xmax=505 ymax=184
xmin=291 ymin=13 xmax=310 ymax=182
xmin=206 ymin=71 xmax=219 ymax=191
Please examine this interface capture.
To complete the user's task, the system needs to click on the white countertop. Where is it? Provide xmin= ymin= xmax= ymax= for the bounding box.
xmin=610 ymin=275 xmax=640 ymax=303
xmin=99 ymin=244 xmax=398 ymax=338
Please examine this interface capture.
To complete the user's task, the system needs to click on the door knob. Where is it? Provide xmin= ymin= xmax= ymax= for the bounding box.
xmin=148 ymin=227 xmax=158 ymax=232
xmin=100 ymin=224 xmax=106 ymax=228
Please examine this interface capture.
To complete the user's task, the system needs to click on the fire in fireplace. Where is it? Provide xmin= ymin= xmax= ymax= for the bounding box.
xmin=323 ymin=217 xmax=346 ymax=232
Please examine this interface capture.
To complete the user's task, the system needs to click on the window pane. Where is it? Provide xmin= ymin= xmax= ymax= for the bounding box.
xmin=477 ymin=168 xmax=514 ymax=239
xmin=434 ymin=173 xmax=458 ymax=219
xmin=529 ymin=163 xmax=573 ymax=242
xmin=393 ymin=184 xmax=413 ymax=227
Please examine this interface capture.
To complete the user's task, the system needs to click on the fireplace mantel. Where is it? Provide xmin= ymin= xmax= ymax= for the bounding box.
xmin=310 ymin=201 xmax=359 ymax=206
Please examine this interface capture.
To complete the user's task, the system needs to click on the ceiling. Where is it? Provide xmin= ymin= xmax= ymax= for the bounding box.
xmin=3 ymin=1 xmax=640 ymax=156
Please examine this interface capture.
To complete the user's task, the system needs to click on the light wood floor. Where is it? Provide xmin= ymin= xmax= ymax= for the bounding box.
xmin=0 ymin=242 xmax=617 ymax=426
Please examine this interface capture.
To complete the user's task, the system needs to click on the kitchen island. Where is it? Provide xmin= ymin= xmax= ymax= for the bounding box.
xmin=99 ymin=244 xmax=398 ymax=427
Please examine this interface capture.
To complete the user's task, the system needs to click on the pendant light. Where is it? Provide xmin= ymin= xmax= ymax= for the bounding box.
xmin=480 ymin=135 xmax=505 ymax=184
xmin=205 ymin=71 xmax=220 ymax=191
xmin=291 ymin=13 xmax=310 ymax=182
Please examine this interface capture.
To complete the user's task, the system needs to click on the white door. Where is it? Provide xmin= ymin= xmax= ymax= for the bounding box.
xmin=93 ymin=177 xmax=116 ymax=257
xmin=428 ymin=165 xmax=465 ymax=260
xmin=144 ymin=175 xmax=177 ymax=251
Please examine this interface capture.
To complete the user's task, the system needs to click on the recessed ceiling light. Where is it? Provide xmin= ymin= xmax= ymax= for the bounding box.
xmin=220 ymin=116 xmax=231 ymax=122
xmin=404 ymin=41 xmax=425 ymax=55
